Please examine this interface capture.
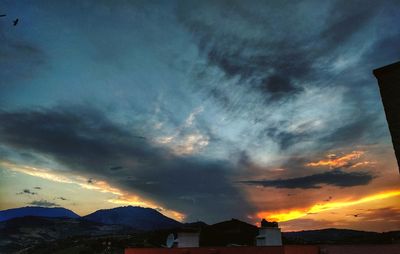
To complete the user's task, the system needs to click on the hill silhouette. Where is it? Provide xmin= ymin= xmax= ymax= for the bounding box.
xmin=83 ymin=206 xmax=182 ymax=231
xmin=0 ymin=206 xmax=79 ymax=222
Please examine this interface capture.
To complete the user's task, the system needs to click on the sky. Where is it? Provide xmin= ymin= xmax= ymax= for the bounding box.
xmin=0 ymin=0 xmax=399 ymax=232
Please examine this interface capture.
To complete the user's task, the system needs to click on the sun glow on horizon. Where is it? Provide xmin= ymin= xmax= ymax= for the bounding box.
xmin=257 ymin=189 xmax=400 ymax=222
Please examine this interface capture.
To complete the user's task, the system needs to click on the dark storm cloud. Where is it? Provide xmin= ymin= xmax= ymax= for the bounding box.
xmin=177 ymin=0 xmax=386 ymax=106
xmin=16 ymin=189 xmax=37 ymax=195
xmin=117 ymin=157 xmax=250 ymax=222
xmin=29 ymin=200 xmax=59 ymax=207
xmin=0 ymin=107 xmax=151 ymax=172
xmin=171 ymin=0 xmax=400 ymax=157
xmin=0 ymin=107 xmax=254 ymax=222
xmin=240 ymin=169 xmax=374 ymax=189
xmin=177 ymin=1 xmax=399 ymax=150
xmin=177 ymin=1 xmax=314 ymax=105
xmin=200 ymin=40 xmax=309 ymax=104
xmin=261 ymin=74 xmax=303 ymax=101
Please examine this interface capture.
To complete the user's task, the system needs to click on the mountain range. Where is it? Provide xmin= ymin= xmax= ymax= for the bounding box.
xmin=0 ymin=206 xmax=181 ymax=230
xmin=1 ymin=206 xmax=399 ymax=253
xmin=0 ymin=206 xmax=79 ymax=222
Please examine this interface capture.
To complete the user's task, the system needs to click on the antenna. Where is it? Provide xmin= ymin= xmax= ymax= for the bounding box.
xmin=166 ymin=233 xmax=175 ymax=248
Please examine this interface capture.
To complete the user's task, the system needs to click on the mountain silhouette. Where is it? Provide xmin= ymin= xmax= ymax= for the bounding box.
xmin=282 ymin=228 xmax=400 ymax=244
xmin=83 ymin=206 xmax=181 ymax=231
xmin=0 ymin=206 xmax=79 ymax=222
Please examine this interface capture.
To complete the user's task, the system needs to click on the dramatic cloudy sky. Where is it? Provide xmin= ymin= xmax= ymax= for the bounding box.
xmin=0 ymin=0 xmax=399 ymax=231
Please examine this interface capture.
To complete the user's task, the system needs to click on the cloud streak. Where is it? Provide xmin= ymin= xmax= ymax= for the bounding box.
xmin=29 ymin=200 xmax=60 ymax=207
xmin=240 ymin=169 xmax=375 ymax=189
xmin=16 ymin=189 xmax=37 ymax=195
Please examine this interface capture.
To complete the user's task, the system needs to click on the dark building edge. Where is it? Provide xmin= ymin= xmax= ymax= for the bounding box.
xmin=373 ymin=61 xmax=400 ymax=173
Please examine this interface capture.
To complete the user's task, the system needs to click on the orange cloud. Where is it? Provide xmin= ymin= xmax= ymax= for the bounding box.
xmin=306 ymin=151 xmax=365 ymax=168
xmin=257 ymin=189 xmax=400 ymax=222
xmin=350 ymin=161 xmax=376 ymax=168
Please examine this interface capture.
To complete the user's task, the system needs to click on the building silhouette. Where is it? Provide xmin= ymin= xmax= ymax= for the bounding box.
xmin=373 ymin=61 xmax=400 ymax=172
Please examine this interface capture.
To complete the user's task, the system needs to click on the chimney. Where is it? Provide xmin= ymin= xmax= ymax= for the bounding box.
xmin=176 ymin=230 xmax=200 ymax=248
xmin=256 ymin=219 xmax=282 ymax=246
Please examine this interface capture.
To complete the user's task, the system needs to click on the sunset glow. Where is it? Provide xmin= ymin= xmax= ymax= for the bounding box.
xmin=257 ymin=190 xmax=400 ymax=222
xmin=0 ymin=160 xmax=185 ymax=221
